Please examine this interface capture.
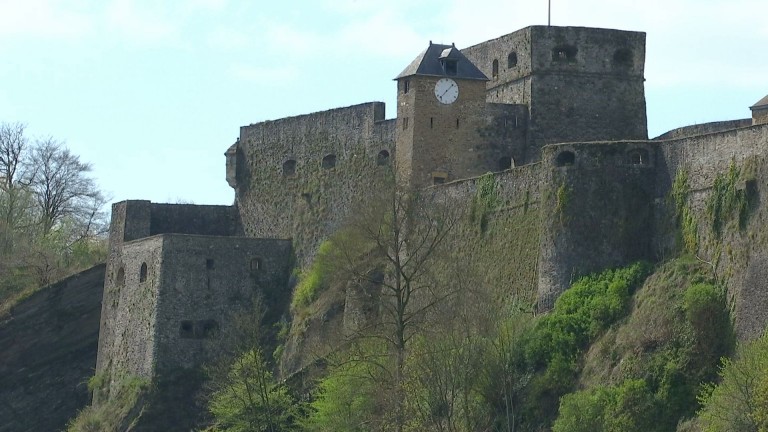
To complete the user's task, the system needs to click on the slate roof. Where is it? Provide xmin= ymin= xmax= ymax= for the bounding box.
xmin=395 ymin=43 xmax=488 ymax=81
xmin=751 ymin=94 xmax=768 ymax=110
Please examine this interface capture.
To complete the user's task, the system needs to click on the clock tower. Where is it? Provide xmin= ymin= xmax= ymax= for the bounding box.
xmin=395 ymin=43 xmax=489 ymax=189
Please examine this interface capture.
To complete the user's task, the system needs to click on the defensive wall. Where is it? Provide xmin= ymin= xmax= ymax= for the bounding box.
xmin=230 ymin=102 xmax=396 ymax=264
xmin=96 ymin=201 xmax=292 ymax=402
xmin=463 ymin=26 xmax=648 ymax=162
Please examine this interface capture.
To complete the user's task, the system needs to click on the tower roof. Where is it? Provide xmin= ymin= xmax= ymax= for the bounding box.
xmin=395 ymin=43 xmax=488 ymax=81
xmin=751 ymin=94 xmax=768 ymax=110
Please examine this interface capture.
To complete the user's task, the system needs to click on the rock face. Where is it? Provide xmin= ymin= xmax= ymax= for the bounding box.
xmin=0 ymin=264 xmax=105 ymax=432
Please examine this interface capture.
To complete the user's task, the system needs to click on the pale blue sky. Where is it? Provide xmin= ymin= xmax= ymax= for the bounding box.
xmin=1 ymin=0 xmax=766 ymax=207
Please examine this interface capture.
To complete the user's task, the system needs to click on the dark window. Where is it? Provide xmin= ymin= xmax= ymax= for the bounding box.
xmin=430 ymin=117 xmax=434 ymax=128
xmin=498 ymin=156 xmax=513 ymax=171
xmin=180 ymin=321 xmax=194 ymax=338
xmin=198 ymin=320 xmax=219 ymax=338
xmin=116 ymin=267 xmax=125 ymax=287
xmin=250 ymin=257 xmax=262 ymax=272
xmin=282 ymin=159 xmax=297 ymax=176
xmin=456 ymin=118 xmax=460 ymax=129
xmin=322 ymin=154 xmax=336 ymax=169
xmin=139 ymin=262 xmax=148 ymax=283
xmin=206 ymin=259 xmax=214 ymax=270
xmin=433 ymin=176 xmax=446 ymax=185
xmin=403 ymin=117 xmax=409 ymax=130
xmin=613 ymin=48 xmax=633 ymax=67
xmin=444 ymin=59 xmax=458 ymax=75
xmin=403 ymin=79 xmax=410 ymax=94
xmin=555 ymin=151 xmax=576 ymax=167
xmin=552 ymin=44 xmax=578 ymax=62
xmin=377 ymin=150 xmax=390 ymax=166
xmin=492 ymin=59 xmax=499 ymax=79
xmin=508 ymin=52 xmax=518 ymax=68
xmin=627 ymin=148 xmax=649 ymax=165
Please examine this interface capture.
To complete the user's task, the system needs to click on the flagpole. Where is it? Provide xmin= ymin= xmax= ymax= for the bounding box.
xmin=548 ymin=0 xmax=551 ymax=26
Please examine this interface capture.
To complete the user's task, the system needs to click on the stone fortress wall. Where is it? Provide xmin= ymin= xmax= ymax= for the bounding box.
xmin=93 ymin=23 xmax=768 ymax=404
xmin=228 ymin=102 xmax=396 ymax=263
xmin=96 ymin=201 xmax=291 ymax=400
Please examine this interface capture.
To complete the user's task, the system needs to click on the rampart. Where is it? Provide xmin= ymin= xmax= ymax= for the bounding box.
xmin=654 ymin=119 xmax=753 ymax=141
xmin=232 ymin=102 xmax=396 ymax=263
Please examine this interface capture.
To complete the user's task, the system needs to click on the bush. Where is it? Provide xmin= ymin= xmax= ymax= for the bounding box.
xmin=291 ymin=240 xmax=335 ymax=310
xmin=553 ymin=379 xmax=655 ymax=432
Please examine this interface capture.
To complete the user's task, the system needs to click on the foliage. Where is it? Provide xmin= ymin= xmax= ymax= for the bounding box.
xmin=697 ymin=331 xmax=768 ymax=432
xmin=683 ymin=282 xmax=733 ymax=361
xmin=291 ymin=240 xmax=335 ymax=310
xmin=555 ymin=183 xmax=570 ymax=224
xmin=66 ymin=375 xmax=150 ymax=432
xmin=707 ymin=160 xmax=750 ymax=236
xmin=553 ymin=379 xmax=656 ymax=432
xmin=0 ymin=121 xmax=107 ymax=310
xmin=302 ymin=351 xmax=382 ymax=432
xmin=208 ymin=347 xmax=299 ymax=432
xmin=670 ymin=169 xmax=698 ymax=253
xmin=470 ymin=172 xmax=500 ymax=232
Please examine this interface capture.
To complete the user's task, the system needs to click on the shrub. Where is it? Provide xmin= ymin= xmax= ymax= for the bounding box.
xmin=291 ymin=240 xmax=335 ymax=310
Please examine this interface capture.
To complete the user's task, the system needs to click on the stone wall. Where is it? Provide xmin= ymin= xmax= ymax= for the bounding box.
xmin=538 ymin=141 xmax=657 ymax=309
xmin=464 ymin=26 xmax=648 ymax=164
xmin=654 ymin=119 xmax=753 ymax=140
xmin=154 ymin=235 xmax=292 ymax=372
xmin=656 ymin=123 xmax=768 ymax=338
xmin=0 ymin=265 xmax=105 ymax=432
xmin=234 ymin=102 xmax=395 ymax=264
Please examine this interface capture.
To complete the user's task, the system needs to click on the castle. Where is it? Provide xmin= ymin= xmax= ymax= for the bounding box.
xmin=94 ymin=24 xmax=768 ymax=402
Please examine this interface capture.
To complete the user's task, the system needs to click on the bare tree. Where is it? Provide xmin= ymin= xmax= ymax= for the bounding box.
xmin=30 ymin=138 xmax=106 ymax=237
xmin=0 ymin=122 xmax=35 ymax=252
xmin=331 ymin=174 xmax=461 ymax=432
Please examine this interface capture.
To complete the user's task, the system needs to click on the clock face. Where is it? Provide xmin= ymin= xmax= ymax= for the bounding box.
xmin=434 ymin=78 xmax=459 ymax=104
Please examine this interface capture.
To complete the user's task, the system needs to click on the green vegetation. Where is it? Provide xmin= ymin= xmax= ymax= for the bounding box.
xmin=555 ymin=183 xmax=570 ymax=224
xmin=0 ymin=121 xmax=107 ymax=314
xmin=291 ymin=240 xmax=335 ymax=310
xmin=66 ymin=375 xmax=150 ymax=432
xmin=707 ymin=160 xmax=750 ymax=236
xmin=697 ymin=331 xmax=768 ymax=432
xmin=207 ymin=347 xmax=299 ymax=432
xmin=671 ymin=169 xmax=698 ymax=253
xmin=470 ymin=172 xmax=500 ymax=232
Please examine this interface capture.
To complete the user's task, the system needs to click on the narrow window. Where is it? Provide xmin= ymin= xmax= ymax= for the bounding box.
xmin=250 ymin=257 xmax=262 ymax=272
xmin=555 ymin=151 xmax=576 ymax=167
xmin=199 ymin=320 xmax=219 ymax=338
xmin=498 ymin=156 xmax=513 ymax=171
xmin=403 ymin=79 xmax=410 ymax=94
xmin=430 ymin=117 xmax=434 ymax=128
xmin=456 ymin=118 xmax=460 ymax=129
xmin=613 ymin=48 xmax=633 ymax=67
xmin=508 ymin=52 xmax=518 ymax=68
xmin=403 ymin=117 xmax=409 ymax=130
xmin=432 ymin=171 xmax=448 ymax=185
xmin=492 ymin=59 xmax=499 ymax=79
xmin=116 ymin=267 xmax=125 ymax=287
xmin=552 ymin=45 xmax=578 ymax=62
xmin=282 ymin=159 xmax=297 ymax=176
xmin=180 ymin=321 xmax=194 ymax=338
xmin=627 ymin=148 xmax=649 ymax=165
xmin=377 ymin=150 xmax=390 ymax=166
xmin=206 ymin=259 xmax=214 ymax=270
xmin=139 ymin=262 xmax=148 ymax=283
xmin=322 ymin=154 xmax=336 ymax=169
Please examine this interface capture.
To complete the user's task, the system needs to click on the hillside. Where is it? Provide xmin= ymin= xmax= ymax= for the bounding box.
xmin=0 ymin=264 xmax=104 ymax=432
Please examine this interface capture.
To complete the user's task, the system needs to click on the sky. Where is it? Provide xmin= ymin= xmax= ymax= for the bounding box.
xmin=0 ymin=0 xmax=766 ymax=207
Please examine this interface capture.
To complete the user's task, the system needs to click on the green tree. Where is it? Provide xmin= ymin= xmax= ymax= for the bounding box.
xmin=698 ymin=331 xmax=768 ymax=432
xmin=208 ymin=347 xmax=298 ymax=432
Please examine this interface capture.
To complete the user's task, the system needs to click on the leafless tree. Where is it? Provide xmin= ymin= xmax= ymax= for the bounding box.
xmin=331 ymin=173 xmax=462 ymax=432
xmin=0 ymin=122 xmax=35 ymax=252
xmin=30 ymin=137 xmax=107 ymax=237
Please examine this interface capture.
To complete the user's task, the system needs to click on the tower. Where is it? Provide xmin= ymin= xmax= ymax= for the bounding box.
xmin=462 ymin=26 xmax=648 ymax=163
xmin=395 ymin=43 xmax=489 ymax=189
